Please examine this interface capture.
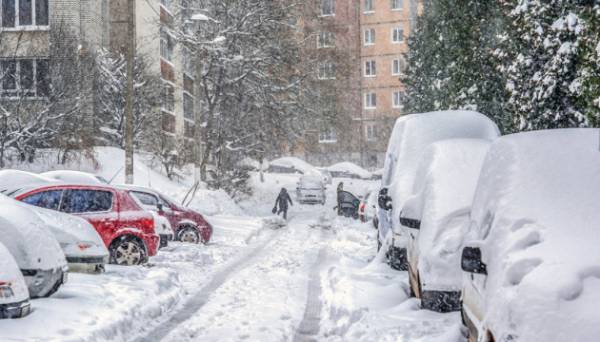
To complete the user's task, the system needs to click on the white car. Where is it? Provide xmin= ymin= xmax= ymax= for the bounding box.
xmin=41 ymin=170 xmax=108 ymax=185
xmin=0 ymin=170 xmax=57 ymax=195
xmin=400 ymin=139 xmax=490 ymax=312
xmin=296 ymin=176 xmax=326 ymax=205
xmin=377 ymin=110 xmax=499 ymax=270
xmin=0 ymin=195 xmax=68 ymax=298
xmin=0 ymin=241 xmax=31 ymax=319
xmin=148 ymin=211 xmax=174 ymax=248
xmin=461 ymin=129 xmax=600 ymax=342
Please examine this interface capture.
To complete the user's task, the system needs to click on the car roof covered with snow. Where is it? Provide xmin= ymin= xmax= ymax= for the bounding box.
xmin=268 ymin=157 xmax=320 ymax=175
xmin=405 ymin=139 xmax=490 ymax=289
xmin=387 ymin=111 xmax=499 ymax=236
xmin=0 ymin=241 xmax=29 ymax=305
xmin=0 ymin=195 xmax=66 ymax=271
xmin=327 ymin=162 xmax=372 ymax=179
xmin=41 ymin=170 xmax=108 ymax=185
xmin=0 ymin=170 xmax=58 ymax=194
xmin=467 ymin=128 xmax=600 ymax=341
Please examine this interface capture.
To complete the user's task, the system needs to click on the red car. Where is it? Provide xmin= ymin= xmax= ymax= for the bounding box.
xmin=117 ymin=185 xmax=213 ymax=244
xmin=11 ymin=184 xmax=159 ymax=266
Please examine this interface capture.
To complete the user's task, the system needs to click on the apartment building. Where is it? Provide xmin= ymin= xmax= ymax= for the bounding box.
xmin=109 ymin=0 xmax=196 ymax=154
xmin=298 ymin=0 xmax=421 ymax=169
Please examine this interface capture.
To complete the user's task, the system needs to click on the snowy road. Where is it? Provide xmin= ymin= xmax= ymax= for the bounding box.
xmin=0 ymin=194 xmax=464 ymax=342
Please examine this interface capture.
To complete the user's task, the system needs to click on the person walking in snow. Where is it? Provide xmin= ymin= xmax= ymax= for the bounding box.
xmin=273 ymin=188 xmax=293 ymax=219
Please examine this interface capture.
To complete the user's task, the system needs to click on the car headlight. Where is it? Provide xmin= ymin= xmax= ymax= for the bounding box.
xmin=0 ymin=282 xmax=15 ymax=299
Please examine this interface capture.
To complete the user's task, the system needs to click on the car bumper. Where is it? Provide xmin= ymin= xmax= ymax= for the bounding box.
xmin=66 ymin=256 xmax=108 ymax=274
xmin=22 ymin=266 xmax=68 ymax=298
xmin=298 ymin=197 xmax=325 ymax=204
xmin=0 ymin=299 xmax=31 ymax=319
xmin=144 ymin=234 xmax=160 ymax=257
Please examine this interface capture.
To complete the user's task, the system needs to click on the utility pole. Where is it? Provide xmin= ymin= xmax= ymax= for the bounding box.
xmin=125 ymin=0 xmax=136 ymax=184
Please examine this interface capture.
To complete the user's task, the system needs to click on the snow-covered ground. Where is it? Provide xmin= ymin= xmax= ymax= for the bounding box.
xmin=0 ymin=157 xmax=464 ymax=342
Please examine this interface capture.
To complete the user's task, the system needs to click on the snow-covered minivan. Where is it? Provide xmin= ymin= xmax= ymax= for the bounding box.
xmin=0 ymin=195 xmax=68 ymax=298
xmin=0 ymin=241 xmax=31 ymax=319
xmin=400 ymin=139 xmax=490 ymax=312
xmin=377 ymin=111 xmax=499 ymax=270
xmin=296 ymin=176 xmax=326 ymax=205
xmin=461 ymin=129 xmax=600 ymax=341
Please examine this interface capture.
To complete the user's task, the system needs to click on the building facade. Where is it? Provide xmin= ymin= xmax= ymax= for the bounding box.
xmin=298 ymin=0 xmax=422 ymax=169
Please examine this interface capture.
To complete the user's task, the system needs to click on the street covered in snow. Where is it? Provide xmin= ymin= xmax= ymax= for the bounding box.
xmin=0 ymin=169 xmax=463 ymax=342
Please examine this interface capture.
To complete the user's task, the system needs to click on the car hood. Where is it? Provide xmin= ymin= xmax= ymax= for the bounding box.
xmin=0 ymin=197 xmax=67 ymax=270
xmin=0 ymin=242 xmax=29 ymax=304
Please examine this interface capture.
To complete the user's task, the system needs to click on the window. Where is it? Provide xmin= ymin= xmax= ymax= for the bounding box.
xmin=393 ymin=91 xmax=402 ymax=108
xmin=364 ymin=0 xmax=374 ymax=12
xmin=392 ymin=27 xmax=404 ymax=43
xmin=131 ymin=191 xmax=159 ymax=207
xmin=162 ymin=83 xmax=175 ymax=113
xmin=318 ymin=62 xmax=335 ymax=80
xmin=364 ymin=92 xmax=376 ymax=109
xmin=364 ymin=28 xmax=375 ymax=45
xmin=319 ymin=128 xmax=337 ymax=143
xmin=182 ymin=47 xmax=194 ymax=76
xmin=22 ymin=190 xmax=63 ymax=210
xmin=364 ymin=60 xmax=376 ymax=77
xmin=317 ymin=31 xmax=335 ymax=48
xmin=321 ymin=0 xmax=335 ymax=16
xmin=1 ymin=59 xmax=49 ymax=98
xmin=391 ymin=0 xmax=403 ymax=10
xmin=366 ymin=124 xmax=377 ymax=141
xmin=1 ymin=0 xmax=47 ymax=28
xmin=183 ymin=92 xmax=194 ymax=120
xmin=160 ymin=29 xmax=175 ymax=62
xmin=392 ymin=57 xmax=405 ymax=75
xmin=60 ymin=190 xmax=113 ymax=213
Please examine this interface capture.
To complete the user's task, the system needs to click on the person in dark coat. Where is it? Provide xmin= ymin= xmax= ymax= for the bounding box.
xmin=273 ymin=188 xmax=293 ymax=219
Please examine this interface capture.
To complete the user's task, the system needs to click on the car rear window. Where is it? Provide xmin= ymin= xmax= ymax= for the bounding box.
xmin=131 ymin=191 xmax=158 ymax=206
xmin=22 ymin=190 xmax=63 ymax=210
xmin=61 ymin=189 xmax=113 ymax=213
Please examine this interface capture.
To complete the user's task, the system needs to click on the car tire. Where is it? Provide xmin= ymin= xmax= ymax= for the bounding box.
xmin=178 ymin=226 xmax=201 ymax=244
xmin=43 ymin=277 xmax=64 ymax=298
xmin=109 ymin=236 xmax=147 ymax=266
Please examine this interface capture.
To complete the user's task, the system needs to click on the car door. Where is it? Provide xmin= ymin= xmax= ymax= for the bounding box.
xmin=60 ymin=189 xmax=117 ymax=247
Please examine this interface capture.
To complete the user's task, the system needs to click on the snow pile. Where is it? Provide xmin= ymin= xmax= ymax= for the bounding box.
xmin=41 ymin=170 xmax=105 ymax=184
xmin=327 ymin=162 xmax=373 ymax=179
xmin=0 ymin=170 xmax=57 ymax=192
xmin=268 ymin=157 xmax=320 ymax=175
xmin=408 ymin=139 xmax=490 ymax=292
xmin=466 ymin=128 xmax=600 ymax=341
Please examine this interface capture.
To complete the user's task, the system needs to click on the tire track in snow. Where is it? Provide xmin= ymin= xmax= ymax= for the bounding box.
xmin=294 ymin=247 xmax=327 ymax=342
xmin=133 ymin=230 xmax=277 ymax=342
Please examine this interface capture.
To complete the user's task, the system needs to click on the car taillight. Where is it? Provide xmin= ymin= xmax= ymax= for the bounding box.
xmin=141 ymin=217 xmax=155 ymax=233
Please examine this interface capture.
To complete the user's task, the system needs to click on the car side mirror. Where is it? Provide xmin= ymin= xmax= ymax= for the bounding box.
xmin=399 ymin=196 xmax=421 ymax=229
xmin=157 ymin=203 xmax=164 ymax=213
xmin=461 ymin=246 xmax=487 ymax=275
xmin=399 ymin=212 xmax=420 ymax=229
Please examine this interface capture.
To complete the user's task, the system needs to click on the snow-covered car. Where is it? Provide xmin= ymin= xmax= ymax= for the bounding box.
xmin=116 ymin=185 xmax=213 ymax=244
xmin=327 ymin=162 xmax=372 ymax=180
xmin=461 ymin=129 xmax=600 ymax=342
xmin=316 ymin=168 xmax=333 ymax=185
xmin=41 ymin=170 xmax=108 ymax=185
xmin=267 ymin=157 xmax=318 ymax=175
xmin=399 ymin=139 xmax=490 ymax=312
xmin=296 ymin=176 xmax=326 ymax=205
xmin=377 ymin=111 xmax=499 ymax=270
xmin=0 ymin=170 xmax=57 ymax=195
xmin=0 ymin=241 xmax=31 ymax=319
xmin=359 ymin=190 xmax=378 ymax=227
xmin=0 ymin=195 xmax=68 ymax=298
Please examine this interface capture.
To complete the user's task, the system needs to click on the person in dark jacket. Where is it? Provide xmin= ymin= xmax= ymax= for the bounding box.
xmin=273 ymin=188 xmax=293 ymax=219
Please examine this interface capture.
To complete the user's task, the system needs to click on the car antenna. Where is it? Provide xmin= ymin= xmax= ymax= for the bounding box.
xmin=107 ymin=167 xmax=124 ymax=184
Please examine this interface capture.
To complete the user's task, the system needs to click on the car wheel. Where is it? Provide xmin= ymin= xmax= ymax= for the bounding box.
xmin=178 ymin=226 xmax=200 ymax=244
xmin=43 ymin=277 xmax=64 ymax=298
xmin=372 ymin=217 xmax=379 ymax=229
xmin=110 ymin=236 xmax=147 ymax=266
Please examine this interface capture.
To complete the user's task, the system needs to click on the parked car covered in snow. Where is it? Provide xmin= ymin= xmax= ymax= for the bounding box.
xmin=296 ymin=176 xmax=326 ymax=205
xmin=117 ymin=185 xmax=213 ymax=244
xmin=399 ymin=139 xmax=490 ymax=312
xmin=460 ymin=129 xmax=600 ymax=342
xmin=0 ymin=241 xmax=31 ymax=319
xmin=0 ymin=195 xmax=68 ymax=298
xmin=316 ymin=168 xmax=333 ymax=185
xmin=41 ymin=170 xmax=108 ymax=185
xmin=327 ymin=162 xmax=372 ymax=180
xmin=0 ymin=170 xmax=57 ymax=195
xmin=13 ymin=184 xmax=159 ymax=266
xmin=358 ymin=190 xmax=378 ymax=227
xmin=377 ymin=111 xmax=499 ymax=270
